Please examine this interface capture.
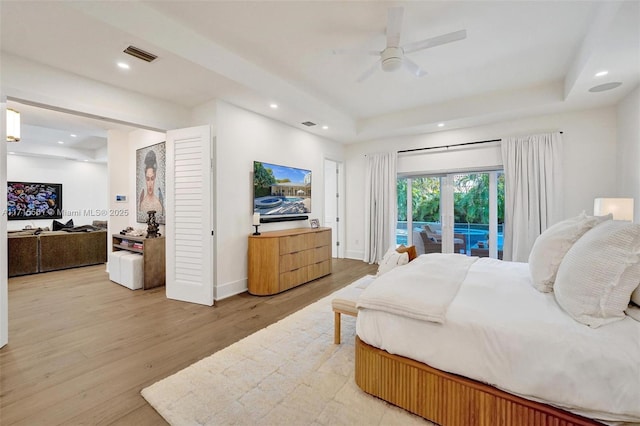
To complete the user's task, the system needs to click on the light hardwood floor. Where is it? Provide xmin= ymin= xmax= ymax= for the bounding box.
xmin=0 ymin=258 xmax=377 ymax=425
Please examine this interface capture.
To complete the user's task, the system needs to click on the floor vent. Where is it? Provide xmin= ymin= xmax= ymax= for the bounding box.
xmin=123 ymin=45 xmax=158 ymax=63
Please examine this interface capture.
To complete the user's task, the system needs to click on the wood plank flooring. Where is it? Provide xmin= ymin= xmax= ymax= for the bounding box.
xmin=0 ymin=258 xmax=377 ymax=425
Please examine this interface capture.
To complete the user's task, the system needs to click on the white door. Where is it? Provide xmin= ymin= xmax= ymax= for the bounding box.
xmin=324 ymin=158 xmax=345 ymax=258
xmin=324 ymin=159 xmax=338 ymax=257
xmin=165 ymin=126 xmax=215 ymax=306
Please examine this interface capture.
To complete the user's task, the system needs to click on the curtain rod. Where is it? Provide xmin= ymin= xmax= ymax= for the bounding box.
xmin=398 ymin=132 xmax=563 ymax=154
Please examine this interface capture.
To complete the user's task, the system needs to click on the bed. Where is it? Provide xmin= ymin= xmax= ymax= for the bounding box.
xmin=355 ymin=217 xmax=640 ymax=426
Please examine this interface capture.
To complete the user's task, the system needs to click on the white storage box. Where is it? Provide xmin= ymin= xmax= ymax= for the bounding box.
xmin=108 ymin=251 xmax=130 ymax=284
xmin=119 ymin=252 xmax=144 ymax=290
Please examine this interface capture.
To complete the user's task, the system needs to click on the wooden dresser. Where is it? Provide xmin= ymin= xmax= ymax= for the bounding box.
xmin=248 ymin=227 xmax=332 ymax=295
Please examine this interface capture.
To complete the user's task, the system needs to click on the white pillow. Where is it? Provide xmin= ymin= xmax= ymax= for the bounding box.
xmin=377 ymin=247 xmax=409 ymax=277
xmin=554 ymin=220 xmax=640 ymax=328
xmin=631 ymin=286 xmax=640 ymax=306
xmin=528 ymin=212 xmax=611 ymax=292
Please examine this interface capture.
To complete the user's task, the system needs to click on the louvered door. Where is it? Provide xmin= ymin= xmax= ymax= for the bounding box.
xmin=165 ymin=126 xmax=214 ymax=306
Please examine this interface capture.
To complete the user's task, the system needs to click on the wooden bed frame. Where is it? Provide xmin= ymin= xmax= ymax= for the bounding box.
xmin=355 ymin=337 xmax=603 ymax=426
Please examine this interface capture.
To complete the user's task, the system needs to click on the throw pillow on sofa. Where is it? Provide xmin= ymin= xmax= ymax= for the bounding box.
xmin=52 ymin=219 xmax=74 ymax=231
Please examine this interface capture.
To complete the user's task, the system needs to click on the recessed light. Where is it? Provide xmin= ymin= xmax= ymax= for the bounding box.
xmin=269 ymin=103 xmax=278 ymax=109
xmin=595 ymin=70 xmax=608 ymax=77
xmin=58 ymin=141 xmax=64 ymax=144
xmin=70 ymin=134 xmax=77 ymax=138
xmin=437 ymin=123 xmax=445 ymax=127
xmin=322 ymin=125 xmax=328 ymax=130
xmin=589 ymin=82 xmax=622 ymax=93
xmin=117 ymin=62 xmax=130 ymax=70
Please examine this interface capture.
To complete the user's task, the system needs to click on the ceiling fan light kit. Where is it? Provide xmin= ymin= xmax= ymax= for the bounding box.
xmin=381 ymin=47 xmax=403 ymax=72
xmin=335 ymin=7 xmax=467 ymax=82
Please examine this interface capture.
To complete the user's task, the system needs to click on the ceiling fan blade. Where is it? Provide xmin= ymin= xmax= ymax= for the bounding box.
xmin=332 ymin=48 xmax=380 ymax=56
xmin=356 ymin=59 xmax=381 ymax=83
xmin=403 ymin=57 xmax=427 ymax=78
xmin=386 ymin=7 xmax=404 ymax=47
xmin=402 ymin=29 xmax=467 ymax=54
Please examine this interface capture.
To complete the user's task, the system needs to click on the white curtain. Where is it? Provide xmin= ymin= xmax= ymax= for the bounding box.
xmin=364 ymin=152 xmax=397 ymax=263
xmin=501 ymin=132 xmax=563 ymax=262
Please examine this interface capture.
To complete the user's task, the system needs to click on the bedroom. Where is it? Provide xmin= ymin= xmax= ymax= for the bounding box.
xmin=1 ymin=0 xmax=639 ymax=424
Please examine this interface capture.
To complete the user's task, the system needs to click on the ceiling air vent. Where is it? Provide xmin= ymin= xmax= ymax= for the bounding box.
xmin=301 ymin=121 xmax=316 ymax=127
xmin=123 ymin=45 xmax=158 ymax=63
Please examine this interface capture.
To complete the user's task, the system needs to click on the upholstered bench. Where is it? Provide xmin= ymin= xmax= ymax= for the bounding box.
xmin=332 ymin=274 xmax=376 ymax=344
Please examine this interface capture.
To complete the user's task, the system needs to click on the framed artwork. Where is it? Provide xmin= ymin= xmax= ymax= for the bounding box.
xmin=136 ymin=142 xmax=166 ymax=224
xmin=309 ymin=218 xmax=320 ymax=228
xmin=7 ymin=182 xmax=62 ymax=220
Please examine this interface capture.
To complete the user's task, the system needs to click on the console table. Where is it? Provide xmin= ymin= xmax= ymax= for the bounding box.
xmin=112 ymin=234 xmax=166 ymax=289
xmin=248 ymin=227 xmax=332 ymax=295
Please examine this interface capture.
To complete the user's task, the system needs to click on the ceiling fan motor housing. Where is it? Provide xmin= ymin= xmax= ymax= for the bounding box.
xmin=381 ymin=47 xmax=403 ymax=72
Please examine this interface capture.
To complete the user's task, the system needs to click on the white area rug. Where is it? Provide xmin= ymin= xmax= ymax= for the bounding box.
xmin=141 ymin=276 xmax=432 ymax=425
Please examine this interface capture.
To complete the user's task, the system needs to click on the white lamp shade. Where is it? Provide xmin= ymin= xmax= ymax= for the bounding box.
xmin=593 ymin=198 xmax=634 ymax=221
xmin=6 ymin=108 xmax=21 ymax=142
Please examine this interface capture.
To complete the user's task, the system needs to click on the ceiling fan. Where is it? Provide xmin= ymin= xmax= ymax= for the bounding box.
xmin=334 ymin=7 xmax=467 ymax=82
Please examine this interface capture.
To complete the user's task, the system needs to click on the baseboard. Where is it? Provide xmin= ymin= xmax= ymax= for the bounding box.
xmin=345 ymin=250 xmax=365 ymax=261
xmin=215 ymin=278 xmax=247 ymax=301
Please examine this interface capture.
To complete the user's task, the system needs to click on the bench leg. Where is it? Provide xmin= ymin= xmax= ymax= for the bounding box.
xmin=334 ymin=311 xmax=341 ymax=344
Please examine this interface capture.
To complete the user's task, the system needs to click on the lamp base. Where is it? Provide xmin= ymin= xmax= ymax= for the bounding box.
xmin=252 ymin=225 xmax=261 ymax=236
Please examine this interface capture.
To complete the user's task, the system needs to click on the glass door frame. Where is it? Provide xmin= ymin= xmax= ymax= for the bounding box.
xmin=402 ymin=169 xmax=502 ymax=258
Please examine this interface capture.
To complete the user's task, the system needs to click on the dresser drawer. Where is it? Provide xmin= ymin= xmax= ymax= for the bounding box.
xmin=312 ymin=230 xmax=331 ymax=248
xmin=308 ymin=260 xmax=331 ymax=281
xmin=280 ymin=250 xmax=312 ymax=272
xmin=280 ymin=267 xmax=308 ymax=292
xmin=279 ymin=234 xmax=313 ymax=255
xmin=311 ymin=245 xmax=331 ymax=263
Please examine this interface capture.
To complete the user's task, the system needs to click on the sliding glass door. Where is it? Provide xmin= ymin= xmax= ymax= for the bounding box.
xmin=397 ymin=176 xmax=442 ymax=254
xmin=397 ymin=170 xmax=504 ymax=258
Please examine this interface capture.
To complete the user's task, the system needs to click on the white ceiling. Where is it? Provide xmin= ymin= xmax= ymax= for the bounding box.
xmin=1 ymin=1 xmax=639 ymax=157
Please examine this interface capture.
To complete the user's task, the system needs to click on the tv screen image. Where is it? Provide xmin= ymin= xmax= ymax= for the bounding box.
xmin=253 ymin=161 xmax=311 ymax=216
xmin=7 ymin=181 xmax=63 ymax=220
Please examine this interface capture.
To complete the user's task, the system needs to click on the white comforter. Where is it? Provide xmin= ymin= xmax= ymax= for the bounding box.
xmin=356 ymin=257 xmax=640 ymax=424
xmin=357 ymin=254 xmax=478 ymax=323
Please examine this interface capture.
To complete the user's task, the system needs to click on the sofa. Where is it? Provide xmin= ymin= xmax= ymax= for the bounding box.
xmin=8 ymin=229 xmax=107 ymax=277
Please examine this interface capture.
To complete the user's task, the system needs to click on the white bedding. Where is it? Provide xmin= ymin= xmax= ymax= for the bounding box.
xmin=357 ymin=254 xmax=478 ymax=323
xmin=356 ymin=257 xmax=640 ymax=424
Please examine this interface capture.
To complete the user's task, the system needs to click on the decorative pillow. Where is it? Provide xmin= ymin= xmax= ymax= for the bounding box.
xmin=396 ymin=245 xmax=417 ymax=262
xmin=528 ymin=212 xmax=612 ymax=292
xmin=52 ymin=219 xmax=74 ymax=231
xmin=631 ymin=286 xmax=640 ymax=306
xmin=377 ymin=247 xmax=409 ymax=277
xmin=554 ymin=220 xmax=640 ymax=328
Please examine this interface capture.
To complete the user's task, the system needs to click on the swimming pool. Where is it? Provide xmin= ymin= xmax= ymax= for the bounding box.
xmin=397 ymin=225 xmax=503 ymax=252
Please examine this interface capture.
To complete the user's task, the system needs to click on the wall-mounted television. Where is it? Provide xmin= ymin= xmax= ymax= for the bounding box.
xmin=253 ymin=161 xmax=311 ymax=216
xmin=7 ymin=182 xmax=63 ymax=220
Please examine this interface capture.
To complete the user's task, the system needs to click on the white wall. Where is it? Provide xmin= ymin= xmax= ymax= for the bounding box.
xmin=616 ymin=86 xmax=640 ymax=223
xmin=210 ymin=101 xmax=344 ymax=299
xmin=6 ymin=155 xmax=108 ymax=230
xmin=1 ymin=54 xmax=190 ymax=132
xmin=344 ymin=107 xmax=618 ymax=260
